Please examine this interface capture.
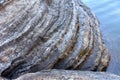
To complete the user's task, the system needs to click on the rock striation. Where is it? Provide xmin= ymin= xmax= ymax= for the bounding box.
xmin=0 ymin=0 xmax=110 ymax=79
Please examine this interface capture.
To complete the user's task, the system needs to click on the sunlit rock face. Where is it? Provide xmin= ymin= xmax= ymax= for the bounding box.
xmin=0 ymin=0 xmax=110 ymax=79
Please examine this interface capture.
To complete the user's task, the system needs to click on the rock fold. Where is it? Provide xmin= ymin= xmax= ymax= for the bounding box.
xmin=0 ymin=0 xmax=110 ymax=79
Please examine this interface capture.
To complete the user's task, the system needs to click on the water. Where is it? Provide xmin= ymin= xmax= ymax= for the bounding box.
xmin=82 ymin=0 xmax=120 ymax=75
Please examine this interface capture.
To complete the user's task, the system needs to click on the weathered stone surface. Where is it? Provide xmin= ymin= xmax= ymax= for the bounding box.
xmin=16 ymin=70 xmax=120 ymax=80
xmin=1 ymin=70 xmax=120 ymax=80
xmin=0 ymin=0 xmax=110 ymax=79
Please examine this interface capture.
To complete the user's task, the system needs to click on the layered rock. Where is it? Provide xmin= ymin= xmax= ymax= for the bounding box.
xmin=0 ymin=0 xmax=110 ymax=79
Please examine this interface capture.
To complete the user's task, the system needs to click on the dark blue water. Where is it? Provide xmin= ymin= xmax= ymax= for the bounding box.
xmin=82 ymin=0 xmax=120 ymax=75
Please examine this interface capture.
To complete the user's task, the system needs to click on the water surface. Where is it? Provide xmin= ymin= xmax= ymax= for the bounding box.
xmin=82 ymin=0 xmax=120 ymax=75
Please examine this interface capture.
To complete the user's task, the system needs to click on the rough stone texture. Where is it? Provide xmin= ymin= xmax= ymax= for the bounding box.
xmin=0 ymin=70 xmax=120 ymax=80
xmin=16 ymin=70 xmax=120 ymax=80
xmin=0 ymin=0 xmax=110 ymax=79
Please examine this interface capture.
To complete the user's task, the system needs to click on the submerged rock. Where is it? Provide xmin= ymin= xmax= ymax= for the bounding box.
xmin=0 ymin=0 xmax=110 ymax=79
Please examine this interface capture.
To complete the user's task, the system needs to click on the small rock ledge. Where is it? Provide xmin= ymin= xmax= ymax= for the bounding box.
xmin=16 ymin=70 xmax=120 ymax=80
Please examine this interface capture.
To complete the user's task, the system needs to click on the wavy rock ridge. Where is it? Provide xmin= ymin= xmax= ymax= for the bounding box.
xmin=0 ymin=0 xmax=110 ymax=79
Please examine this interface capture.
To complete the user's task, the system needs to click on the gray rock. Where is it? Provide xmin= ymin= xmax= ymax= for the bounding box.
xmin=0 ymin=0 xmax=110 ymax=79
xmin=16 ymin=70 xmax=120 ymax=80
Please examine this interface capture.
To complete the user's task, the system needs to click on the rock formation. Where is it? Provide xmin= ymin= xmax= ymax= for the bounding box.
xmin=0 ymin=0 xmax=110 ymax=79
xmin=16 ymin=70 xmax=120 ymax=80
